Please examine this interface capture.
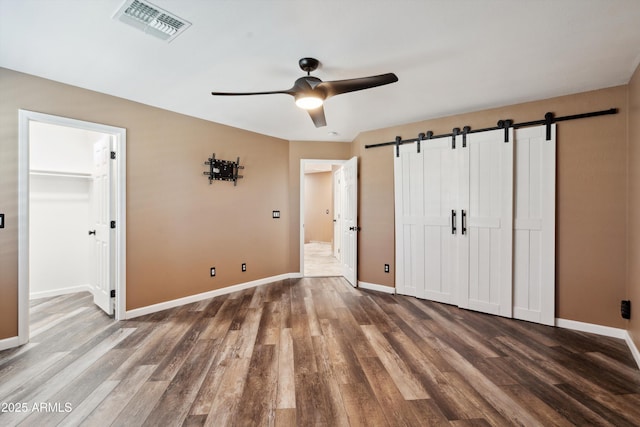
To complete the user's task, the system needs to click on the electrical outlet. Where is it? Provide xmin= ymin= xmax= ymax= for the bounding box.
xmin=272 ymin=210 xmax=280 ymax=218
xmin=242 ymin=263 xmax=246 ymax=272
xmin=0 ymin=213 xmax=4 ymax=228
xmin=621 ymin=300 xmax=631 ymax=319
xmin=384 ymin=264 xmax=390 ymax=273
xmin=210 ymin=267 xmax=216 ymax=277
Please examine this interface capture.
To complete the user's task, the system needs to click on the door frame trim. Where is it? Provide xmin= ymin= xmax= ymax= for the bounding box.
xmin=299 ymin=159 xmax=346 ymax=277
xmin=17 ymin=110 xmax=127 ymax=345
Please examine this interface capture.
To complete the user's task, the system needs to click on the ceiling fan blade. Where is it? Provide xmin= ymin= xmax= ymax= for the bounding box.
xmin=211 ymin=89 xmax=294 ymax=96
xmin=318 ymin=73 xmax=398 ymax=98
xmin=307 ymin=105 xmax=327 ymax=128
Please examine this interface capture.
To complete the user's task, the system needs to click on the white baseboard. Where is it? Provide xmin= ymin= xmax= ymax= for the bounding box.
xmin=555 ymin=317 xmax=640 ymax=369
xmin=0 ymin=336 xmax=22 ymax=352
xmin=555 ymin=318 xmax=627 ymax=339
xmin=625 ymin=332 xmax=640 ymax=370
xmin=30 ymin=284 xmax=92 ymax=300
xmin=124 ymin=273 xmax=295 ymax=320
xmin=358 ymin=281 xmax=396 ymax=294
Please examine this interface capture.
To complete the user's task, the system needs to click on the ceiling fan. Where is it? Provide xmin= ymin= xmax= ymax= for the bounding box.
xmin=211 ymin=58 xmax=398 ymax=128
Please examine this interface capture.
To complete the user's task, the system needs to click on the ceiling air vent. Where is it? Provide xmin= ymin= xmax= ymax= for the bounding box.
xmin=113 ymin=0 xmax=191 ymax=42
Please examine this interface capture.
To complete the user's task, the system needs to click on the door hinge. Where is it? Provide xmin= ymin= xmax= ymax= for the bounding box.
xmin=110 ymin=290 xmax=116 ymax=298
xmin=110 ymin=220 xmax=116 ymax=229
xmin=110 ymin=151 xmax=116 ymax=160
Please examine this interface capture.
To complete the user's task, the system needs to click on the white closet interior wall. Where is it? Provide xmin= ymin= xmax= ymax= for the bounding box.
xmin=29 ymin=122 xmax=103 ymax=298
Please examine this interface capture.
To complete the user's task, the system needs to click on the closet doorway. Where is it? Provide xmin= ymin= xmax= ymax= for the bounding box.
xmin=16 ymin=110 xmax=126 ymax=346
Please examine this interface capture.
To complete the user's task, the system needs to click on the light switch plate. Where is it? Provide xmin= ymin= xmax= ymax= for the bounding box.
xmin=210 ymin=267 xmax=216 ymax=277
xmin=272 ymin=210 xmax=280 ymax=218
xmin=0 ymin=213 xmax=4 ymax=228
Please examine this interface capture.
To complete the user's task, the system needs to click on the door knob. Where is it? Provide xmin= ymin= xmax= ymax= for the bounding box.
xmin=88 ymin=230 xmax=96 ymax=235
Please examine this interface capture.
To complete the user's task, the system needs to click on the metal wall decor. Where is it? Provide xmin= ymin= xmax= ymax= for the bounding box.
xmin=203 ymin=153 xmax=244 ymax=185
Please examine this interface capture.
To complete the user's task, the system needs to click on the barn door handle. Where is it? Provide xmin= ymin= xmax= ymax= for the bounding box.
xmin=88 ymin=230 xmax=96 ymax=236
xmin=461 ymin=210 xmax=467 ymax=235
xmin=451 ymin=210 xmax=457 ymax=235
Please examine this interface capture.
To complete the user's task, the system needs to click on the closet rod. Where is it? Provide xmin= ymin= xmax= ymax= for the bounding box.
xmin=364 ymin=108 xmax=618 ymax=150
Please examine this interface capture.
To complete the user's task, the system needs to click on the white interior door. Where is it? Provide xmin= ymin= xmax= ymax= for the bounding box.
xmin=458 ymin=128 xmax=514 ymax=317
xmin=342 ymin=156 xmax=358 ymax=287
xmin=513 ymin=125 xmax=556 ymax=325
xmin=333 ymin=168 xmax=343 ymax=260
xmin=91 ymin=137 xmax=114 ymax=315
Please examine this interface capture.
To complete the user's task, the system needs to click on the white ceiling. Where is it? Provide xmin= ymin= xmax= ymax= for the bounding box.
xmin=2 ymin=0 xmax=640 ymax=142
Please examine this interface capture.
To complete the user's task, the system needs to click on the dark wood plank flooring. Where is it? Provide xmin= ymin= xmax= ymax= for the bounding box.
xmin=1 ymin=277 xmax=638 ymax=426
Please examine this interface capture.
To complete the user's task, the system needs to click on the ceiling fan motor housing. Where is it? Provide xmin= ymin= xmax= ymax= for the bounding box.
xmin=299 ymin=57 xmax=320 ymax=74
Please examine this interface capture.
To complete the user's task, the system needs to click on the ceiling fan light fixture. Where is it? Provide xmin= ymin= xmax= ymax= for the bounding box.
xmin=295 ymin=95 xmax=324 ymax=110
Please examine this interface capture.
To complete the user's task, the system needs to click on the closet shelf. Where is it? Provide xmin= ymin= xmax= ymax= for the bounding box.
xmin=29 ymin=170 xmax=92 ymax=179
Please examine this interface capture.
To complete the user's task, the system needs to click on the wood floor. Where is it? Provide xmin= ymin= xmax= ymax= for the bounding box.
xmin=1 ymin=278 xmax=639 ymax=426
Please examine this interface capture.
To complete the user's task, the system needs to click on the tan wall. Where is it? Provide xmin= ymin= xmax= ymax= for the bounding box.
xmin=304 ymin=172 xmax=333 ymax=243
xmin=288 ymin=141 xmax=352 ymax=273
xmin=0 ymin=66 xmax=634 ymax=340
xmin=0 ymin=68 xmax=290 ymax=339
xmin=354 ymin=86 xmax=629 ymax=328
xmin=629 ymin=63 xmax=640 ymax=350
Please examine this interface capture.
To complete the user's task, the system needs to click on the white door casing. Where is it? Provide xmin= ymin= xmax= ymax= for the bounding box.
xmin=342 ymin=156 xmax=358 ymax=287
xmin=91 ymin=137 xmax=114 ymax=315
xmin=513 ymin=125 xmax=556 ymax=325
xmin=14 ymin=109 xmax=126 ymax=350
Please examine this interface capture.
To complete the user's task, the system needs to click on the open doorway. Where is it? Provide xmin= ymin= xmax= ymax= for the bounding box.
xmin=300 ymin=157 xmax=360 ymax=287
xmin=303 ymin=161 xmax=343 ymax=276
xmin=16 ymin=110 xmax=126 ymax=346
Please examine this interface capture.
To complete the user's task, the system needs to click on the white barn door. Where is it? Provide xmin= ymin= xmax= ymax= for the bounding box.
xmin=513 ymin=125 xmax=556 ymax=325
xmin=458 ymin=128 xmax=514 ymax=317
xmin=90 ymin=137 xmax=114 ymax=315
xmin=394 ymin=143 xmax=424 ymax=298
xmin=394 ymin=126 xmax=554 ymax=325
xmin=394 ymin=140 xmax=459 ymax=304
